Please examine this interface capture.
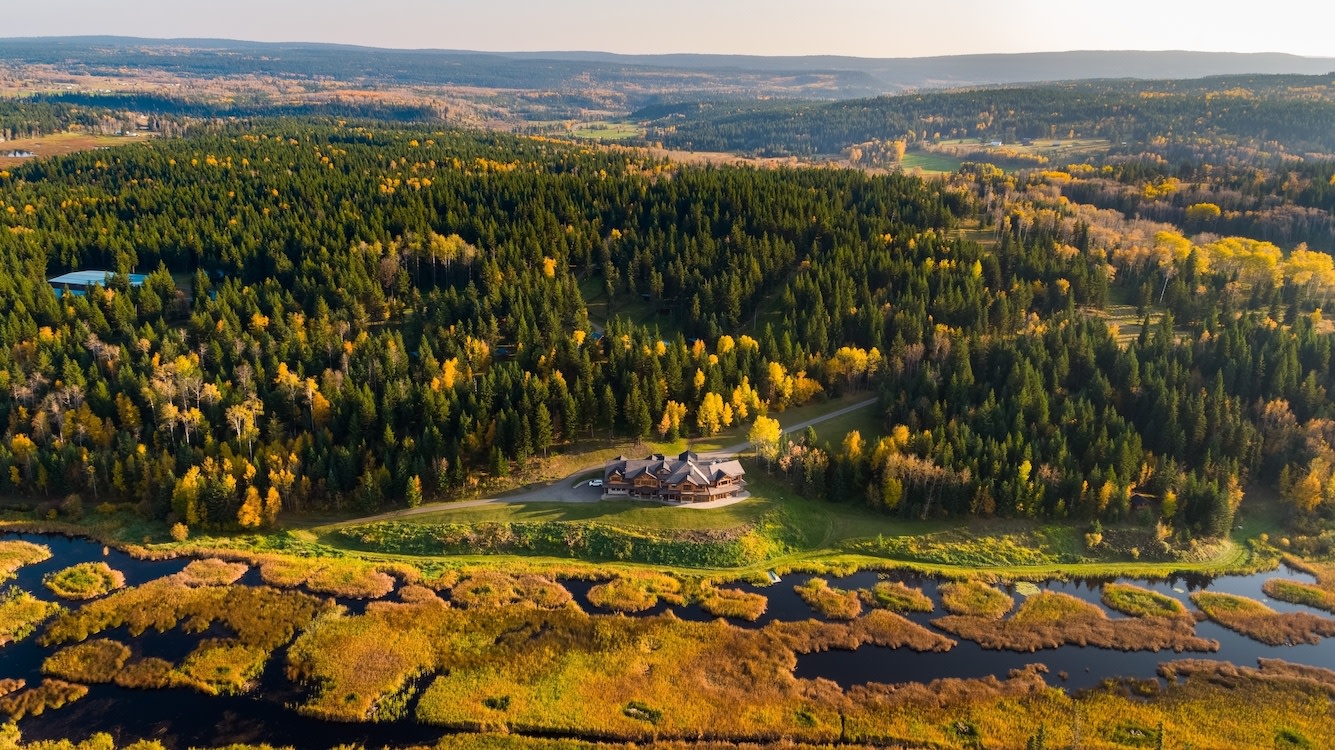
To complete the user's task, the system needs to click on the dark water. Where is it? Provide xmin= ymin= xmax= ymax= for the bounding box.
xmin=5 ymin=532 xmax=1335 ymax=748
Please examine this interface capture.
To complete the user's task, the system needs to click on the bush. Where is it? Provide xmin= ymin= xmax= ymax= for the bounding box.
xmin=169 ymin=523 xmax=189 ymax=542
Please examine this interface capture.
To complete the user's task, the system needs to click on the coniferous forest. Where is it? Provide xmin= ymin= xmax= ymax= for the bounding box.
xmin=0 ymin=110 xmax=1332 ymax=548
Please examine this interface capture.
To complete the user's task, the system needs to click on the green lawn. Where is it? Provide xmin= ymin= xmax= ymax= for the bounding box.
xmin=393 ymin=496 xmax=772 ymax=532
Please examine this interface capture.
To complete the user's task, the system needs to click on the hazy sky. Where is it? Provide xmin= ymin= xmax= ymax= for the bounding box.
xmin=7 ymin=0 xmax=1335 ymax=58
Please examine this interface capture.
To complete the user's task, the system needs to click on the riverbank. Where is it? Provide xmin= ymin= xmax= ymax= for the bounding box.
xmin=0 ymin=473 xmax=1285 ymax=588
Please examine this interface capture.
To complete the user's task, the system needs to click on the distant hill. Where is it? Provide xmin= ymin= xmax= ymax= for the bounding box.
xmin=1 ymin=37 xmax=1330 ymax=101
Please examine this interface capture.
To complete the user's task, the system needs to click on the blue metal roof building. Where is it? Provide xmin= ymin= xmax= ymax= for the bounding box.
xmin=48 ymin=270 xmax=149 ymax=297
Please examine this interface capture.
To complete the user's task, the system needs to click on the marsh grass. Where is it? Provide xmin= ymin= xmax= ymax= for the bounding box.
xmin=696 ymin=586 xmax=767 ymax=621
xmin=1101 ymin=583 xmax=1187 ymax=618
xmin=939 ymin=581 xmax=1013 ymax=619
xmin=449 ymin=571 xmax=572 ymax=609
xmin=177 ymin=639 xmax=269 ymax=694
xmin=586 ymin=573 xmax=684 ymax=613
xmin=794 ymin=578 xmax=862 ymax=620
xmin=174 ymin=559 xmax=248 ymax=586
xmin=113 ymin=657 xmax=181 ymax=690
xmin=0 ymin=679 xmax=87 ymax=720
xmin=0 ymin=587 xmax=60 ymax=645
xmin=0 ymin=541 xmax=50 ymax=581
xmin=40 ymin=578 xmax=329 ymax=651
xmin=1264 ymin=578 xmax=1335 ymax=614
xmin=858 ymin=581 xmax=933 ymax=613
xmin=1192 ymin=591 xmax=1335 ymax=646
xmin=42 ymin=639 xmax=131 ymax=683
xmin=771 ymin=610 xmax=955 ymax=654
xmin=934 ymin=591 xmax=1215 ymax=652
xmin=43 ymin=562 xmax=125 ymax=600
xmin=258 ymin=556 xmax=396 ymax=599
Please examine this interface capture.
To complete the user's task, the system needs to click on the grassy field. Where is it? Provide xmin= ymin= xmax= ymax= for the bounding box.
xmin=900 ymin=151 xmax=963 ymax=174
xmin=569 ymin=121 xmax=642 ymax=141
xmin=0 ymin=132 xmax=146 ymax=168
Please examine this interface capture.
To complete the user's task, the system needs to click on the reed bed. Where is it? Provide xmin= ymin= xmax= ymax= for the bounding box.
xmin=0 ymin=679 xmax=87 ymax=720
xmin=40 ymin=578 xmax=329 ymax=651
xmin=696 ymin=586 xmax=767 ymax=621
xmin=586 ymin=573 xmax=684 ymax=613
xmin=939 ymin=580 xmax=1013 ymax=619
xmin=42 ymin=638 xmax=131 ymax=683
xmin=770 ymin=610 xmax=955 ymax=654
xmin=1264 ymin=578 xmax=1335 ymax=614
xmin=257 ymin=556 xmax=396 ymax=599
xmin=449 ymin=571 xmax=572 ymax=610
xmin=173 ymin=559 xmax=248 ymax=586
xmin=934 ymin=591 xmax=1216 ymax=652
xmin=43 ymin=562 xmax=126 ymax=600
xmin=794 ymin=578 xmax=862 ymax=620
xmin=113 ymin=657 xmax=182 ymax=690
xmin=1192 ymin=591 xmax=1335 ymax=646
xmin=0 ymin=587 xmax=60 ymax=645
xmin=0 ymin=541 xmax=51 ymax=580
xmin=1101 ymin=583 xmax=1187 ymax=618
xmin=858 ymin=581 xmax=933 ymax=613
xmin=177 ymin=638 xmax=270 ymax=694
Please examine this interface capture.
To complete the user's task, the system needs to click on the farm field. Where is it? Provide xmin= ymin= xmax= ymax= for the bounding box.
xmin=0 ymin=131 xmax=146 ymax=168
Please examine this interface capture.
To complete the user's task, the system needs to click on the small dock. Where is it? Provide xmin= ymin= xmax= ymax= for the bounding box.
xmin=765 ymin=570 xmax=782 ymax=584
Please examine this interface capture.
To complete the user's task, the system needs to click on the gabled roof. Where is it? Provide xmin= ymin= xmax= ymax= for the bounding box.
xmin=604 ymin=452 xmax=745 ymax=485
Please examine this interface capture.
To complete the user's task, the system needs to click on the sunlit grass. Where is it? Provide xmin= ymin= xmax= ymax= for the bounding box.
xmin=794 ymin=577 xmax=862 ymax=620
xmin=1192 ymin=591 xmax=1335 ymax=646
xmin=1101 ymin=583 xmax=1187 ymax=618
xmin=43 ymin=562 xmax=125 ymax=600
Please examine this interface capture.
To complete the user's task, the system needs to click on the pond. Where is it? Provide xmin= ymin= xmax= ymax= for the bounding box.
xmin=4 ymin=532 xmax=1335 ymax=748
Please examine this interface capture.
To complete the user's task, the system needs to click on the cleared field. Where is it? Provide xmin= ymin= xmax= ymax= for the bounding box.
xmin=0 ymin=132 xmax=147 ymax=168
xmin=570 ymin=121 xmax=642 ymax=141
xmin=900 ymin=151 xmax=962 ymax=174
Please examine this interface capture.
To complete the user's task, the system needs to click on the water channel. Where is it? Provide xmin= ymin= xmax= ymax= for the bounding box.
xmin=4 ymin=532 xmax=1333 ymax=748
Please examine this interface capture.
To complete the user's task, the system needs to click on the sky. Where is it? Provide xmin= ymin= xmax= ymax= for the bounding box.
xmin=6 ymin=0 xmax=1335 ymax=58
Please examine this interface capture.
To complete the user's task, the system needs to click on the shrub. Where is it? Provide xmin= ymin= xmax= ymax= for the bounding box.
xmin=43 ymin=562 xmax=126 ymax=600
xmin=169 ymin=523 xmax=189 ymax=542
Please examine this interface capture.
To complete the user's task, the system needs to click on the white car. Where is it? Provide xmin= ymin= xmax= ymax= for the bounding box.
xmin=589 ymin=479 xmax=604 ymax=487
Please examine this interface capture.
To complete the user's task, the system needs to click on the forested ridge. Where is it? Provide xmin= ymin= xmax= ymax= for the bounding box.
xmin=0 ymin=118 xmax=1332 ymax=549
xmin=645 ymin=74 xmax=1335 ymax=156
